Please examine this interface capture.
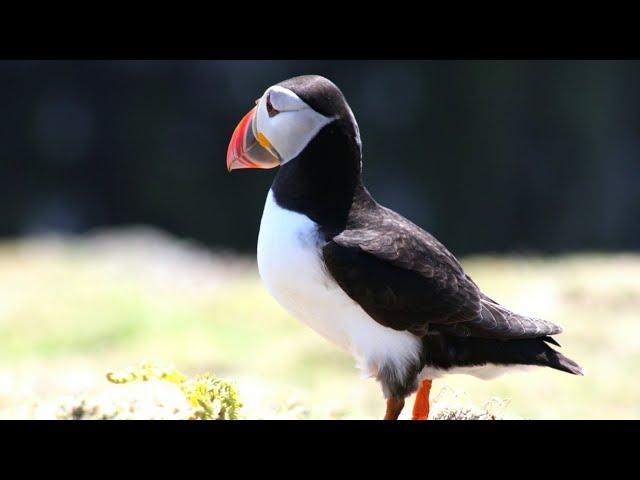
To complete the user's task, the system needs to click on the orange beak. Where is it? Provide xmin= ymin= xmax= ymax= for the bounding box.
xmin=226 ymin=107 xmax=281 ymax=172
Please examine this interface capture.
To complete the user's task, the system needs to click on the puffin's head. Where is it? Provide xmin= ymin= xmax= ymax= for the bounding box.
xmin=226 ymin=75 xmax=360 ymax=171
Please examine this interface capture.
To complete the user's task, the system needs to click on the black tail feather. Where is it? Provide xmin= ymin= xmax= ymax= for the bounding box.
xmin=542 ymin=335 xmax=561 ymax=347
xmin=545 ymin=345 xmax=584 ymax=376
xmin=425 ymin=334 xmax=584 ymax=376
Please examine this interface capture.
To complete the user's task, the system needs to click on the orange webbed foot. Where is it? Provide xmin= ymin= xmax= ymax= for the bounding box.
xmin=412 ymin=379 xmax=432 ymax=420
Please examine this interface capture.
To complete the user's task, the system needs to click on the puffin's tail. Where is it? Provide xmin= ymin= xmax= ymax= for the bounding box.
xmin=540 ymin=336 xmax=584 ymax=376
xmin=426 ymin=334 xmax=584 ymax=376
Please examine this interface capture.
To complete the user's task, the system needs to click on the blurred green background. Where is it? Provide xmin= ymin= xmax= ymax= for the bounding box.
xmin=0 ymin=229 xmax=637 ymax=419
xmin=0 ymin=61 xmax=639 ymax=419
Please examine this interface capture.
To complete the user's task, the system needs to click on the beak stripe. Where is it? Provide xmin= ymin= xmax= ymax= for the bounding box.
xmin=256 ymin=132 xmax=272 ymax=150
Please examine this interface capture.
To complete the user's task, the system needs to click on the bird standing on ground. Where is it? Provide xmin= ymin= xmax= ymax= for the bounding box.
xmin=226 ymin=75 xmax=583 ymax=420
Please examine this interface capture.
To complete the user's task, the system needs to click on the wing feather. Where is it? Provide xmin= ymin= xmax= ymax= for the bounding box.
xmin=322 ymin=207 xmax=481 ymax=335
xmin=322 ymin=202 xmax=562 ymax=340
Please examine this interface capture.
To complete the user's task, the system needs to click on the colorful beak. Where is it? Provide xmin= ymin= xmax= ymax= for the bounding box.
xmin=226 ymin=107 xmax=281 ymax=171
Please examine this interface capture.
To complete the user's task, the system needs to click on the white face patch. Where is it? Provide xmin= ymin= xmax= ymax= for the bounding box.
xmin=254 ymin=85 xmax=335 ymax=164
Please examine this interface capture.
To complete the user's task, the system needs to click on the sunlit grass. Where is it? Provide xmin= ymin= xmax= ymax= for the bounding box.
xmin=0 ymin=228 xmax=638 ymax=419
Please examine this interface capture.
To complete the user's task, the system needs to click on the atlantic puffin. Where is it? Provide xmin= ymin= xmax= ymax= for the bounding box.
xmin=226 ymin=75 xmax=583 ymax=420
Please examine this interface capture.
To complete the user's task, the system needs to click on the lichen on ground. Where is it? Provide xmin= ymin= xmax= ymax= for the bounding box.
xmin=104 ymin=362 xmax=242 ymax=420
xmin=45 ymin=362 xmax=242 ymax=420
xmin=55 ymin=379 xmax=192 ymax=420
xmin=47 ymin=365 xmax=511 ymax=420
xmin=429 ymin=386 xmax=513 ymax=420
xmin=44 ymin=363 xmax=510 ymax=420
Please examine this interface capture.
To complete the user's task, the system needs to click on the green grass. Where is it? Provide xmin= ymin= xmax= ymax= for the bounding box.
xmin=0 ymin=229 xmax=638 ymax=419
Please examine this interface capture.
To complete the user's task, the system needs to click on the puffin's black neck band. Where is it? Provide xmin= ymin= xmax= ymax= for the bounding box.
xmin=271 ymin=119 xmax=363 ymax=236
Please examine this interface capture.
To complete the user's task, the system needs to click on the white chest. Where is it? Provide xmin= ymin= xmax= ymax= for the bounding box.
xmin=256 ymin=190 xmax=421 ymax=379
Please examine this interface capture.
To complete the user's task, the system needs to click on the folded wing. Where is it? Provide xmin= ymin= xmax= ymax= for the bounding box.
xmin=322 ymin=206 xmax=561 ymax=340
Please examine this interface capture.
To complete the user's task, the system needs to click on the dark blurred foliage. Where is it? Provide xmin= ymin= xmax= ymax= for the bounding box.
xmin=1 ymin=60 xmax=639 ymax=255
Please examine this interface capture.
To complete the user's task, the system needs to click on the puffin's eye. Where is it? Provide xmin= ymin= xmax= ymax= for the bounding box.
xmin=266 ymin=94 xmax=279 ymax=118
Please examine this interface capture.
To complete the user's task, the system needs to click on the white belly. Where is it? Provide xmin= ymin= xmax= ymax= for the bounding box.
xmin=257 ymin=190 xmax=422 ymax=379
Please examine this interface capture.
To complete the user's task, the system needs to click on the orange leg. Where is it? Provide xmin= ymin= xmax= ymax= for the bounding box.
xmin=383 ymin=398 xmax=405 ymax=420
xmin=412 ymin=379 xmax=432 ymax=420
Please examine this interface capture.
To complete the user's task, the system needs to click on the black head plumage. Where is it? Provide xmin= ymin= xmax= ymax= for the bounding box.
xmin=271 ymin=75 xmax=364 ymax=233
